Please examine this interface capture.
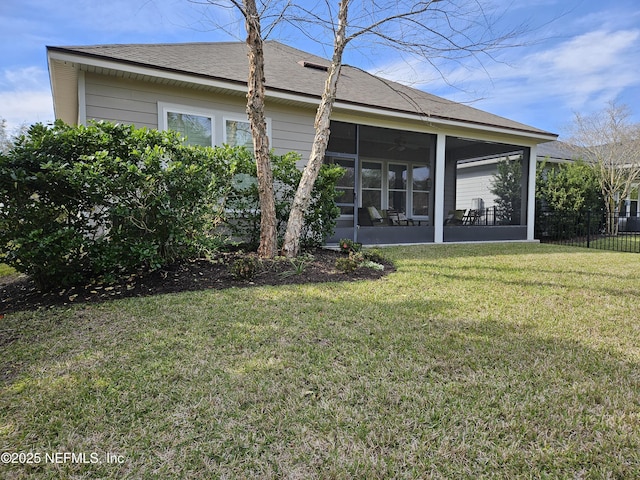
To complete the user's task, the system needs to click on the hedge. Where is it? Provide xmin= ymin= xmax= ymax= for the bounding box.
xmin=0 ymin=121 xmax=342 ymax=290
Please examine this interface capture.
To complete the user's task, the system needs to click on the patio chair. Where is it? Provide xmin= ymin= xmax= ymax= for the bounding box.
xmin=367 ymin=206 xmax=385 ymax=224
xmin=387 ymin=209 xmax=415 ymax=226
xmin=358 ymin=206 xmax=385 ymax=226
xmin=462 ymin=209 xmax=482 ymax=225
xmin=444 ymin=209 xmax=465 ymax=226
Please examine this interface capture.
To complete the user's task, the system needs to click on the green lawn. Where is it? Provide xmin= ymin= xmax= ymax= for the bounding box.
xmin=1 ymin=244 xmax=639 ymax=478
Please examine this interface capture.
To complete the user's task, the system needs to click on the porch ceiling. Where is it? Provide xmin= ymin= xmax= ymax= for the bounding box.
xmin=446 ymin=137 xmax=523 ymax=161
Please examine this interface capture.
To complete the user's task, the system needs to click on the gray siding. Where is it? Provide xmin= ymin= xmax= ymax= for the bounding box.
xmin=456 ymin=163 xmax=497 ymax=210
xmin=84 ymin=75 xmax=162 ymax=129
xmin=269 ymin=109 xmax=315 ymax=161
xmin=83 ymin=73 xmax=316 ymax=160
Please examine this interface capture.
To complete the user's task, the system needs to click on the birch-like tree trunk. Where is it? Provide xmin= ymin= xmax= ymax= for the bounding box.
xmin=199 ymin=0 xmax=532 ymax=256
xmin=244 ymin=0 xmax=277 ymax=258
xmin=280 ymin=0 xmax=349 ymax=257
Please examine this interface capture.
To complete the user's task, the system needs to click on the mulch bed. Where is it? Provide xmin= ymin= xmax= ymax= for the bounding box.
xmin=0 ymin=249 xmax=394 ymax=315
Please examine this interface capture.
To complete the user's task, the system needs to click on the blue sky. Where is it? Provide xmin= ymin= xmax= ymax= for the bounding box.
xmin=1 ymin=0 xmax=639 ymax=138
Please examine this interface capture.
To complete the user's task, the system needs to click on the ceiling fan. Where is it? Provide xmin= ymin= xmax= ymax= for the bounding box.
xmin=388 ymin=136 xmax=407 ymax=152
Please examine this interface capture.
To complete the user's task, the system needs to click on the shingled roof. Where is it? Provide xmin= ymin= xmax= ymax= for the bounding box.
xmin=47 ymin=41 xmax=555 ymax=139
xmin=536 ymin=140 xmax=576 ymax=162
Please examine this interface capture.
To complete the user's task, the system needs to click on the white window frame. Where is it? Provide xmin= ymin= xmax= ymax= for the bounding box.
xmin=158 ymin=103 xmax=273 ymax=150
xmin=222 ymin=114 xmax=272 ymax=149
xmin=158 ymin=102 xmax=215 ymax=147
xmin=357 ymin=158 xmax=430 ymax=221
xmin=411 ymin=163 xmax=430 ymax=219
xmin=359 ymin=160 xmax=384 ymax=210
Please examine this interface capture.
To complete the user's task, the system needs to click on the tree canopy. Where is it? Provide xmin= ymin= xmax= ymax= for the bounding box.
xmin=566 ymin=102 xmax=640 ymax=233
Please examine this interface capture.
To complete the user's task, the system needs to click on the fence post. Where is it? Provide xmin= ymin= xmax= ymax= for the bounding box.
xmin=586 ymin=210 xmax=591 ymax=248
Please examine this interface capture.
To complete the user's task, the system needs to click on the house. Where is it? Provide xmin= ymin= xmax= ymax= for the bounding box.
xmin=455 ymin=140 xmax=575 ymax=214
xmin=47 ymin=41 xmax=558 ymax=245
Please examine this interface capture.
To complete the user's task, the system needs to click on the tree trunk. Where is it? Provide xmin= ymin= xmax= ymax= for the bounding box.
xmin=281 ymin=1 xmax=349 ymax=257
xmin=604 ymin=193 xmax=618 ymax=236
xmin=244 ymin=0 xmax=277 ymax=258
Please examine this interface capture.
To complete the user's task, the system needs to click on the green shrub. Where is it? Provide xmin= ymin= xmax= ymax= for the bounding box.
xmin=335 ymin=249 xmax=385 ymax=273
xmin=0 ymin=120 xmax=343 ymax=290
xmin=335 ymin=255 xmax=360 ymax=273
xmin=338 ymin=238 xmax=362 ymax=254
xmin=362 ymin=248 xmax=388 ymax=264
xmin=303 ymin=163 xmax=344 ymax=247
xmin=229 ymin=256 xmax=260 ymax=280
xmin=535 ymin=160 xmax=604 ymax=239
xmin=491 ymin=158 xmax=522 ymax=225
xmin=0 ymin=121 xmax=242 ymax=290
xmin=226 ymin=152 xmax=343 ymax=249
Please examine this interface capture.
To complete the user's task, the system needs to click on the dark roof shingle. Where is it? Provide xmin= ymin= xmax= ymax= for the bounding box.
xmin=48 ymin=41 xmax=555 ymax=137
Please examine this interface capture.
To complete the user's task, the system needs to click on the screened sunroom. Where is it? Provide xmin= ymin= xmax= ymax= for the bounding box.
xmin=325 ymin=121 xmax=536 ymax=245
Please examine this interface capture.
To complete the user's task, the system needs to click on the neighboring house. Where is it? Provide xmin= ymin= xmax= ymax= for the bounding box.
xmin=620 ymin=187 xmax=639 ymax=218
xmin=455 ymin=140 xmax=575 ymax=212
xmin=47 ymin=41 xmax=558 ymax=245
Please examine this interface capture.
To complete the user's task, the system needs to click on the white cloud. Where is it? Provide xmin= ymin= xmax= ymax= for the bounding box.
xmin=531 ymin=29 xmax=639 ymax=83
xmin=0 ymin=67 xmax=54 ymax=131
xmin=489 ymin=28 xmax=640 ymax=114
xmin=0 ymin=90 xmax=54 ymax=131
xmin=370 ymin=25 xmax=640 ymax=132
xmin=1 ymin=66 xmax=48 ymax=91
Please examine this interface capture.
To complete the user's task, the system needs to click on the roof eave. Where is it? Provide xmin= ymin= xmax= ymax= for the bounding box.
xmin=330 ymin=100 xmax=558 ymax=142
xmin=46 ymin=46 xmax=558 ymax=143
xmin=47 ymin=47 xmax=249 ymax=95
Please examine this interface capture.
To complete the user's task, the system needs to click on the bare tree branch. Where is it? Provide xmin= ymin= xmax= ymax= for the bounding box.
xmin=567 ymin=102 xmax=640 ymax=234
xmin=190 ymin=0 xmax=542 ymax=256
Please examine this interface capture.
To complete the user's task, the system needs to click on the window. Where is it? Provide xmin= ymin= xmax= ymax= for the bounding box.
xmin=361 ymin=162 xmax=383 ymax=210
xmin=223 ymin=115 xmax=272 ymax=152
xmin=224 ymin=117 xmax=253 ymax=149
xmin=388 ymin=163 xmax=407 ymax=213
xmin=356 ymin=160 xmax=430 ymax=220
xmin=159 ymin=103 xmax=215 ymax=146
xmin=167 ymin=112 xmax=213 ymax=146
xmin=159 ymin=103 xmax=271 ymax=150
xmin=412 ymin=165 xmax=430 ymax=216
xmin=327 ymin=156 xmax=355 ymax=215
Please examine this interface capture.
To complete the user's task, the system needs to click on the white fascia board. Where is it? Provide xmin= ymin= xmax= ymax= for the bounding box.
xmin=47 ymin=50 xmax=249 ymax=95
xmin=330 ymin=101 xmax=558 ymax=144
xmin=456 ymin=154 xmax=523 ymax=169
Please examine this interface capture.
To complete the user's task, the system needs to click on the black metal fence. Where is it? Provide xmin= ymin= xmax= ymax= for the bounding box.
xmin=536 ymin=210 xmax=640 ymax=253
xmin=448 ymin=206 xmax=521 ymax=226
xmin=475 ymin=206 xmax=521 ymax=226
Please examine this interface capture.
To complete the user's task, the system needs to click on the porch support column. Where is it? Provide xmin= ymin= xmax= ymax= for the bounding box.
xmin=526 ymin=145 xmax=538 ymax=241
xmin=434 ymin=133 xmax=446 ymax=243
